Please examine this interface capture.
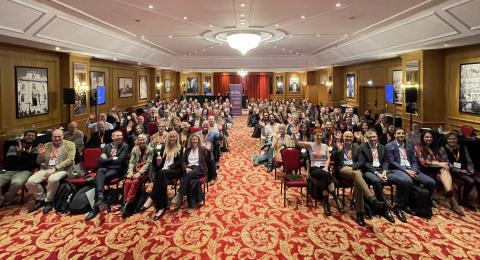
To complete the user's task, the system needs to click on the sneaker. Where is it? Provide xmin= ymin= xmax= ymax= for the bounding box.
xmin=43 ymin=201 xmax=53 ymax=214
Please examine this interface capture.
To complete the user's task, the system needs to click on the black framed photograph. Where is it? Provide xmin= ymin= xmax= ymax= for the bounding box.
xmin=164 ymin=79 xmax=171 ymax=93
xmin=460 ymin=63 xmax=480 ymax=114
xmin=15 ymin=66 xmax=49 ymax=118
xmin=118 ymin=77 xmax=133 ymax=98
xmin=186 ymin=76 xmax=198 ymax=94
xmin=346 ymin=74 xmax=355 ymax=98
xmin=392 ymin=70 xmax=403 ymax=105
xmin=289 ymin=77 xmax=300 ymax=93
xmin=139 ymin=75 xmax=148 ymax=100
xmin=275 ymin=75 xmax=284 ymax=94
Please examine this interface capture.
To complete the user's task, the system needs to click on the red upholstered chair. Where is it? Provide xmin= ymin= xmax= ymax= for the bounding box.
xmin=280 ymin=148 xmax=308 ymax=207
xmin=308 ymin=127 xmax=316 ymax=135
xmin=83 ymin=148 xmax=102 ymax=173
xmin=460 ymin=125 xmax=475 ymax=137
xmin=148 ymin=121 xmax=158 ymax=135
xmin=190 ymin=127 xmax=202 ymax=134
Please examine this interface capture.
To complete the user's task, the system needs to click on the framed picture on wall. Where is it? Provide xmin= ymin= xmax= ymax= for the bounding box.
xmin=164 ymin=79 xmax=171 ymax=93
xmin=139 ymin=75 xmax=148 ymax=100
xmin=203 ymin=75 xmax=212 ymax=95
xmin=73 ymin=63 xmax=88 ymax=115
xmin=90 ymin=71 xmax=105 ymax=105
xmin=392 ymin=70 xmax=403 ymax=105
xmin=346 ymin=74 xmax=355 ymax=98
xmin=328 ymin=75 xmax=333 ymax=95
xmin=15 ymin=66 xmax=49 ymax=118
xmin=118 ymin=77 xmax=133 ymax=98
xmin=289 ymin=77 xmax=300 ymax=93
xmin=275 ymin=75 xmax=284 ymax=94
xmin=460 ymin=63 xmax=480 ymax=114
xmin=186 ymin=77 xmax=198 ymax=94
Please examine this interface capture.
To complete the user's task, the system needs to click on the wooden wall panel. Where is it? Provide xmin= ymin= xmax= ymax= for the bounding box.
xmin=445 ymin=44 xmax=480 ymax=130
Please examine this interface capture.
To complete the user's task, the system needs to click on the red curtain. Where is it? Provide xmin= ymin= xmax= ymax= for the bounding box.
xmin=245 ymin=74 xmax=270 ymax=100
xmin=213 ymin=73 xmax=270 ymax=99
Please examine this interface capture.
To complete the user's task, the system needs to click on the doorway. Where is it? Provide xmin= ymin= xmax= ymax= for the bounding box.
xmin=360 ymin=86 xmax=385 ymax=116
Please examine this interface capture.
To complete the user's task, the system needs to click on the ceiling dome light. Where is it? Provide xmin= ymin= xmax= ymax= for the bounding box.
xmin=226 ymin=33 xmax=261 ymax=55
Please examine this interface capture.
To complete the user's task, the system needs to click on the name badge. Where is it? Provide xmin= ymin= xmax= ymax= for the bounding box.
xmin=344 ymin=160 xmax=353 ymax=166
xmin=100 ymin=143 xmax=105 ymax=148
xmin=401 ymin=159 xmax=411 ymax=167
xmin=314 ymin=161 xmax=324 ymax=168
xmin=372 ymin=159 xmax=380 ymax=168
xmin=156 ymin=144 xmax=162 ymax=150
xmin=328 ymin=147 xmax=333 ymax=152
xmin=48 ymin=159 xmax=56 ymax=167
xmin=301 ymin=148 xmax=306 ymax=153
xmin=453 ymin=162 xmax=462 ymax=169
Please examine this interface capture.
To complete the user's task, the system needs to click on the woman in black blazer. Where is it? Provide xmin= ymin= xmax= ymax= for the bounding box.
xmin=149 ymin=131 xmax=184 ymax=220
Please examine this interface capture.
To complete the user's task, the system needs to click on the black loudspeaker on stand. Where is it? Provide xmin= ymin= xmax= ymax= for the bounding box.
xmin=63 ymin=89 xmax=75 ymax=105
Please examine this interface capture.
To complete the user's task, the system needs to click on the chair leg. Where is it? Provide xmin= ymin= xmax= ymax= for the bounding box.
xmin=342 ymin=188 xmax=346 ymax=206
xmin=21 ymin=186 xmax=26 ymax=204
xmin=390 ymin=185 xmax=394 ymax=205
xmin=284 ymin=183 xmax=287 ymax=207
xmin=306 ymin=184 xmax=309 ymax=207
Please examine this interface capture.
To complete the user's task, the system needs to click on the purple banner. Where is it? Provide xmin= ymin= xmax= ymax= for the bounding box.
xmin=229 ymin=84 xmax=243 ymax=116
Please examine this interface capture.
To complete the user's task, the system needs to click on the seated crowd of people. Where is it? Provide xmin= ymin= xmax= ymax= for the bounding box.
xmin=248 ymin=99 xmax=480 ymax=226
xmin=0 ymin=97 xmax=233 ymax=221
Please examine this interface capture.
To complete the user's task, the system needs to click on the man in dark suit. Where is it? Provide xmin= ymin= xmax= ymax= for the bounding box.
xmin=85 ymin=130 xmax=129 ymax=221
xmin=385 ymin=127 xmax=436 ymax=222
xmin=358 ymin=128 xmax=396 ymax=223
xmin=86 ymin=121 xmax=113 ymax=148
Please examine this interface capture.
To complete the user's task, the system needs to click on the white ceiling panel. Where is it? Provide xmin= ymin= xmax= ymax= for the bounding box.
xmin=0 ymin=0 xmax=46 ymax=33
xmin=445 ymin=0 xmax=480 ymax=30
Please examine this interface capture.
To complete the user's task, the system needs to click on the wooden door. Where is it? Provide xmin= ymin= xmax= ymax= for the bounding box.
xmin=308 ymin=85 xmax=318 ymax=105
xmin=360 ymin=86 xmax=385 ymax=116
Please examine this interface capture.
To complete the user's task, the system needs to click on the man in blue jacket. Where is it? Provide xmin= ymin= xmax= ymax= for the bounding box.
xmin=385 ymin=128 xmax=435 ymax=222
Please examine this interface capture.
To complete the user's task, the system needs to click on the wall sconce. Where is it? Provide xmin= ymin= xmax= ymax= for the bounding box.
xmin=303 ymin=81 xmax=307 ymax=86
xmin=402 ymin=81 xmax=419 ymax=89
xmin=367 ymin=80 xmax=373 ymax=86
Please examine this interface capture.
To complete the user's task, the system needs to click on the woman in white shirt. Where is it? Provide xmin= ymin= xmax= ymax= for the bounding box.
xmin=147 ymin=131 xmax=184 ymax=220
xmin=294 ymin=128 xmax=339 ymax=216
xmin=171 ymin=134 xmax=212 ymax=213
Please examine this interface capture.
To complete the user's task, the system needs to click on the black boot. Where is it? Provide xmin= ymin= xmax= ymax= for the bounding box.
xmin=332 ymin=192 xmax=345 ymax=213
xmin=356 ymin=212 xmax=366 ymax=226
xmin=323 ymin=196 xmax=332 ymax=216
xmin=85 ymin=207 xmax=100 ymax=221
xmin=367 ymin=196 xmax=386 ymax=213
xmin=121 ymin=202 xmax=130 ymax=219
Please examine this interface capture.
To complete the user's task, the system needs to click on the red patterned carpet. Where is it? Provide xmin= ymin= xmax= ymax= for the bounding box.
xmin=1 ymin=115 xmax=480 ymax=259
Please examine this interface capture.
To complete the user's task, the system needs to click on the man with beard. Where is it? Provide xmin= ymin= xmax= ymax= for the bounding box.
xmin=86 ymin=121 xmax=113 ymax=148
xmin=0 ymin=130 xmax=38 ymax=207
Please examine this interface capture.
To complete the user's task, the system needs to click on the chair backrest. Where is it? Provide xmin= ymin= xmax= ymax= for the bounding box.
xmin=280 ymin=148 xmax=301 ymax=171
xmin=190 ymin=127 xmax=202 ymax=134
xmin=460 ymin=125 xmax=475 ymax=137
xmin=83 ymin=147 xmax=102 ymax=170
xmin=148 ymin=121 xmax=158 ymax=135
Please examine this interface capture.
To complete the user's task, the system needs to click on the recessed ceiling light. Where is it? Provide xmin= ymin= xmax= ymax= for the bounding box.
xmin=113 ymin=58 xmax=118 ymax=61
xmin=240 ymin=22 xmax=245 ymax=25
xmin=275 ymin=24 xmax=279 ymax=27
xmin=148 ymin=5 xmax=154 ymax=9
xmin=168 ymin=35 xmax=173 ymax=38
xmin=241 ymin=14 xmax=245 ymax=17
xmin=336 ymin=3 xmax=341 ymax=7
xmin=209 ymin=25 xmax=213 ymax=28
xmin=296 ymin=52 xmax=299 ymax=54
xmin=273 ymin=45 xmax=277 ymax=48
xmin=183 ymin=16 xmax=188 ymax=20
xmin=289 ymin=50 xmax=293 ymax=53
xmin=138 ymin=62 xmax=142 ymax=65
xmin=289 ymin=34 xmax=293 ymax=37
xmin=55 ymin=47 xmax=60 ymax=51
xmin=301 ymin=16 xmax=306 ymax=19
xmin=188 ymin=53 xmax=192 ymax=56
xmin=316 ymin=34 xmax=320 ymax=37
xmin=282 ymin=48 xmax=286 ymax=51
xmin=344 ymin=33 xmax=348 ymax=36
xmin=141 ymin=35 xmax=145 ymax=38
xmin=444 ymin=44 xmax=449 ymax=47
xmin=241 ymin=3 xmax=245 ymax=7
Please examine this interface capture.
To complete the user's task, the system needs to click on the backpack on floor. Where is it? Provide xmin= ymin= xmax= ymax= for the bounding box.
xmin=408 ymin=184 xmax=433 ymax=219
xmin=69 ymin=186 xmax=94 ymax=214
xmin=54 ymin=183 xmax=77 ymax=213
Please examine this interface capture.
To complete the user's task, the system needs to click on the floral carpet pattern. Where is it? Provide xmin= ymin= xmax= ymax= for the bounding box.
xmin=1 ymin=115 xmax=480 ymax=259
